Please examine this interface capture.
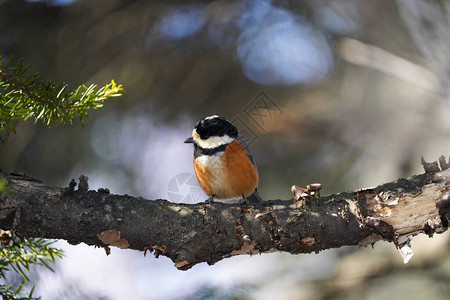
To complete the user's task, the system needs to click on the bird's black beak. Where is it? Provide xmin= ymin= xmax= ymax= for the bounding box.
xmin=184 ymin=136 xmax=194 ymax=144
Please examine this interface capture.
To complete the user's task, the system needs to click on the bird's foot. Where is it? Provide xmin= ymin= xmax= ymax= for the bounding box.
xmin=238 ymin=197 xmax=249 ymax=206
xmin=205 ymin=196 xmax=215 ymax=204
xmin=239 ymin=197 xmax=263 ymax=210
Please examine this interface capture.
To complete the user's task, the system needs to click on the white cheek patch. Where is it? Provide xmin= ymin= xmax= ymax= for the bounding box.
xmin=194 ymin=134 xmax=234 ymax=149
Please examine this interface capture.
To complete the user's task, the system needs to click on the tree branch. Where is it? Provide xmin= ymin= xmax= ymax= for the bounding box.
xmin=0 ymin=167 xmax=448 ymax=270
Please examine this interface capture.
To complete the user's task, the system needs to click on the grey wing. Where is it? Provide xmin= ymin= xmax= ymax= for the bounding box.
xmin=236 ymin=136 xmax=263 ymax=203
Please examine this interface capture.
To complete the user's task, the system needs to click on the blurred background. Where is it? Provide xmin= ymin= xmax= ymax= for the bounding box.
xmin=1 ymin=0 xmax=449 ymax=299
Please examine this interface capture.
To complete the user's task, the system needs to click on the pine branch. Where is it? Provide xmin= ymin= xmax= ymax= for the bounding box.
xmin=0 ymin=229 xmax=62 ymax=300
xmin=0 ymin=56 xmax=124 ymax=133
xmin=0 ymin=161 xmax=448 ymax=271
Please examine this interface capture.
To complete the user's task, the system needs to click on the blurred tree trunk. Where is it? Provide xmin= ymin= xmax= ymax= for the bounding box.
xmin=0 ymin=167 xmax=448 ymax=270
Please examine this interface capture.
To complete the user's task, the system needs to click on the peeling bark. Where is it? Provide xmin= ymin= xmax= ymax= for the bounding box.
xmin=0 ymin=169 xmax=448 ymax=270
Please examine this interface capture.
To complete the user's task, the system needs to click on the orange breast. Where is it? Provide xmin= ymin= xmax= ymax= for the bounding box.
xmin=222 ymin=140 xmax=258 ymax=198
xmin=193 ymin=140 xmax=258 ymax=199
xmin=193 ymin=153 xmax=224 ymax=197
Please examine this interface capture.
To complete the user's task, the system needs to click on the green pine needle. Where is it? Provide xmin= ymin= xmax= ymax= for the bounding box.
xmin=0 ymin=56 xmax=124 ymax=134
xmin=1 ymin=230 xmax=63 ymax=299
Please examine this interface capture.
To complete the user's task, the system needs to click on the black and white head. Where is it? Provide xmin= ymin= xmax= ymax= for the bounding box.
xmin=184 ymin=115 xmax=237 ymax=149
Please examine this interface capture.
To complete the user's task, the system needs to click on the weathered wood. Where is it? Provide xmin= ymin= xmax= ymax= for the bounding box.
xmin=0 ymin=169 xmax=448 ymax=270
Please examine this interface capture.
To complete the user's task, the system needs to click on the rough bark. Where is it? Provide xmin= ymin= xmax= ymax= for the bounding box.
xmin=0 ymin=168 xmax=449 ymax=271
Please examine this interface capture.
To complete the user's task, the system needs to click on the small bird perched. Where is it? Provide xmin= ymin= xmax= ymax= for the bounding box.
xmin=184 ymin=115 xmax=263 ymax=204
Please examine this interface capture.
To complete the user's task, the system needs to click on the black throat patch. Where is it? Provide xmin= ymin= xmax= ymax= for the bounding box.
xmin=194 ymin=143 xmax=228 ymax=158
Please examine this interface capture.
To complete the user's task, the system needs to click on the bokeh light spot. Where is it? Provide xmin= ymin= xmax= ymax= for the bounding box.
xmin=157 ymin=5 xmax=206 ymax=39
xmin=237 ymin=4 xmax=333 ymax=85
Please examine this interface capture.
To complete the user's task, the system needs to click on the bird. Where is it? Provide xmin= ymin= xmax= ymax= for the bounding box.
xmin=184 ymin=115 xmax=263 ymax=205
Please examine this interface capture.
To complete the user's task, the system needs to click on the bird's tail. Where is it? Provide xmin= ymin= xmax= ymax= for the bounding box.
xmin=245 ymin=189 xmax=264 ymax=204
